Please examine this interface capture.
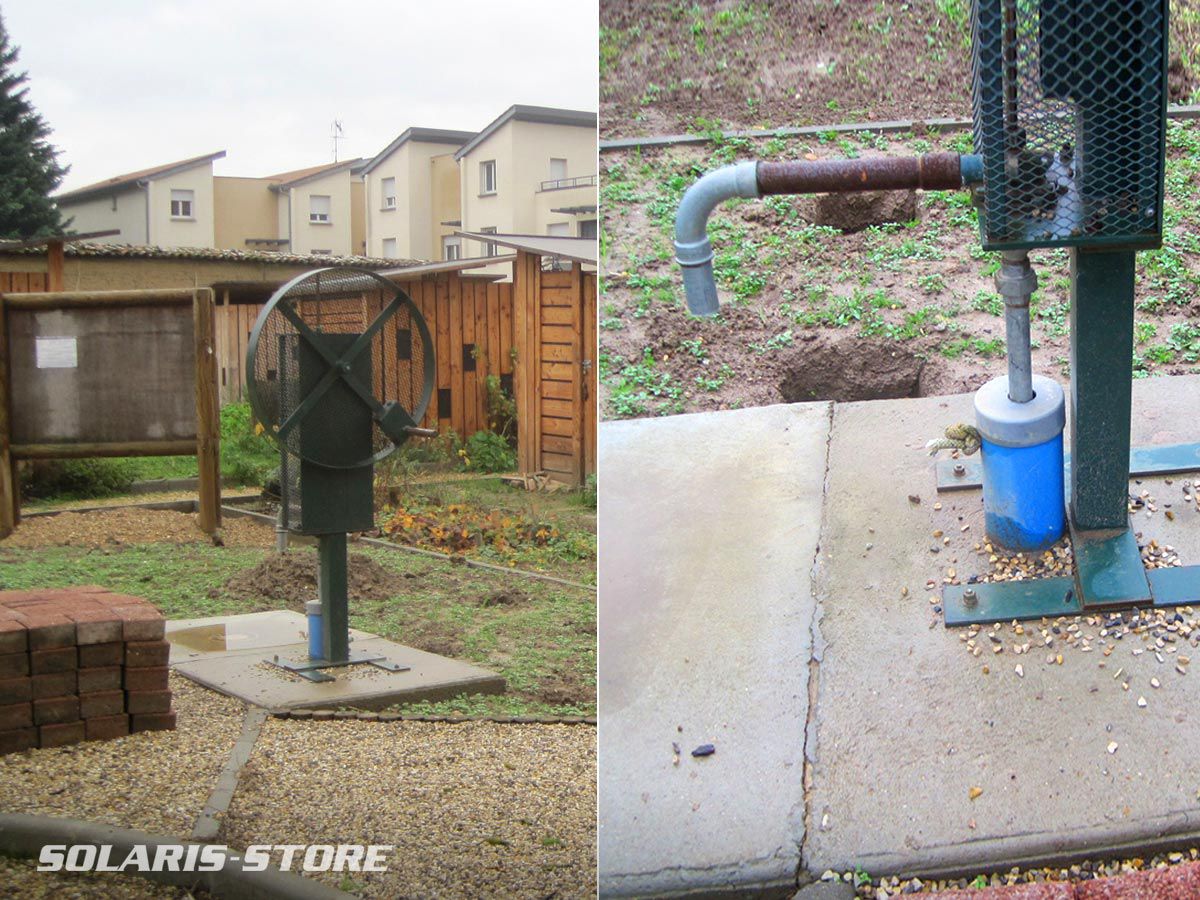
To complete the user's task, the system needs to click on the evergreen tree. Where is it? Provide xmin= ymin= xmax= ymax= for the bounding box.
xmin=0 ymin=12 xmax=67 ymax=238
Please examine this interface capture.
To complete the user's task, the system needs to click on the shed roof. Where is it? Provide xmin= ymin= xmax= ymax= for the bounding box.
xmin=375 ymin=253 xmax=517 ymax=279
xmin=454 ymin=106 xmax=597 ymax=160
xmin=56 ymin=151 xmax=227 ymax=204
xmin=455 ymin=231 xmax=597 ymax=265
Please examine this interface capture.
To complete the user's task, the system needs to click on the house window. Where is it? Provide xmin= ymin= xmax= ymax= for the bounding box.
xmin=547 ymin=222 xmax=571 ymax=236
xmin=480 ymin=226 xmax=497 ymax=257
xmin=442 ymin=235 xmax=461 ymax=261
xmin=479 ymin=160 xmax=497 ymax=195
xmin=170 ymin=189 xmax=194 ymax=218
xmin=550 ymin=158 xmax=567 ymax=181
xmin=309 ymin=195 xmax=331 ymax=223
xmin=381 ymin=177 xmax=396 ymax=210
xmin=396 ymin=329 xmax=412 ymax=361
xmin=382 ymin=238 xmax=398 ymax=259
xmin=579 ymin=219 xmax=597 ymax=240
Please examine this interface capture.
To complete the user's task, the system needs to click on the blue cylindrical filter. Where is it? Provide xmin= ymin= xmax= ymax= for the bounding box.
xmin=305 ymin=600 xmax=323 ymax=659
xmin=974 ymin=374 xmax=1066 ymax=552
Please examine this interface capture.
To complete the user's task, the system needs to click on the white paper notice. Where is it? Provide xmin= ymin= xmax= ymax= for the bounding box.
xmin=35 ymin=337 xmax=78 ymax=369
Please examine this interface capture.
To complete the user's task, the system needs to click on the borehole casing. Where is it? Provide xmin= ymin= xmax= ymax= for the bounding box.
xmin=975 ymin=374 xmax=1066 ymax=551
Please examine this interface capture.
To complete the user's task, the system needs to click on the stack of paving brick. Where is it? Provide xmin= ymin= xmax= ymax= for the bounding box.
xmin=0 ymin=586 xmax=175 ymax=753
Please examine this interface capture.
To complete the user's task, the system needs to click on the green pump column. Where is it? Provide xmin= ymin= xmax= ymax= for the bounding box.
xmin=1069 ymin=248 xmax=1135 ymax=529
xmin=318 ymin=532 xmax=350 ymax=662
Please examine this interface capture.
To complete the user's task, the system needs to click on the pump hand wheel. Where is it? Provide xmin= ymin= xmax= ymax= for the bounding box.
xmin=246 ymin=267 xmax=436 ymax=681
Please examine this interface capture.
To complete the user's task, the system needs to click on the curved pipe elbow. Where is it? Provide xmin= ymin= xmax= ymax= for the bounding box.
xmin=673 ymin=161 xmax=760 ymax=316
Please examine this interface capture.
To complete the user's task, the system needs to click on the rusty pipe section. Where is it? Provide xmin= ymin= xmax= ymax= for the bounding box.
xmin=675 ymin=153 xmax=978 ymax=315
xmin=756 ymin=152 xmax=964 ymax=195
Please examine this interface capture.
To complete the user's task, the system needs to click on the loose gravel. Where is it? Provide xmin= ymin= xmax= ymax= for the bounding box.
xmin=0 ymin=672 xmax=246 ymax=838
xmin=221 ymin=717 xmax=597 ymax=899
xmin=2 ymin=507 xmax=271 ymax=549
xmin=0 ymin=856 xmax=207 ymax=899
xmin=828 ymin=847 xmax=1200 ymax=896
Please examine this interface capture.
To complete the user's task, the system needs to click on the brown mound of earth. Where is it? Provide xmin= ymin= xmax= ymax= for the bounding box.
xmin=211 ymin=551 xmax=407 ymax=606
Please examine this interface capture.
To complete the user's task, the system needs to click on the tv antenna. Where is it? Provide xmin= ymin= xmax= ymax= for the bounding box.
xmin=331 ymin=119 xmax=344 ymax=162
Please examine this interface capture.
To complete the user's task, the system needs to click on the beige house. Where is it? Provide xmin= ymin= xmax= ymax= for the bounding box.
xmin=455 ymin=106 xmax=597 ymax=263
xmin=361 ymin=128 xmax=477 ymax=261
xmin=55 ymin=104 xmax=596 ymax=266
xmin=55 ymin=151 xmax=226 ymax=249
xmin=268 ymin=159 xmax=365 ymax=257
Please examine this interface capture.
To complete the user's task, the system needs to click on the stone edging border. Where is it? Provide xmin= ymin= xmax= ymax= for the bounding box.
xmin=267 ymin=707 xmax=596 ymax=726
xmin=600 ymin=104 xmax=1200 ymax=152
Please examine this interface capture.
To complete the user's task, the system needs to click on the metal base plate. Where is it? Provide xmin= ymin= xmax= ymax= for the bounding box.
xmin=945 ymin=565 xmax=1200 ymax=627
xmin=937 ymin=440 xmax=1200 ymax=492
xmin=265 ymin=651 xmax=411 ymax=683
xmin=1069 ymin=518 xmax=1152 ymax=608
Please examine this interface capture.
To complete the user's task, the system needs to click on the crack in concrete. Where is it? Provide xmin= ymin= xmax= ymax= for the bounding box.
xmin=796 ymin=401 xmax=837 ymax=891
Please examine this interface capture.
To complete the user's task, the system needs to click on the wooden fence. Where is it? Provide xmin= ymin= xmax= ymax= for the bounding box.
xmin=513 ymin=254 xmax=597 ymax=484
xmin=216 ymin=273 xmax=514 ymax=442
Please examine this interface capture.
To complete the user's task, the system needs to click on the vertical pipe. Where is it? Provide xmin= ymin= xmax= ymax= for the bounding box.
xmin=996 ymin=251 xmax=1035 ymax=404
xmin=1003 ymin=303 xmax=1033 ymax=403
xmin=1070 ymin=249 xmax=1136 ymax=529
xmin=319 ymin=532 xmax=350 ymax=662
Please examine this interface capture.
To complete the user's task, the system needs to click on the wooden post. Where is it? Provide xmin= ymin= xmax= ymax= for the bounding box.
xmin=513 ymin=252 xmax=534 ymax=474
xmin=582 ymin=271 xmax=597 ymax=480
xmin=46 ymin=241 xmax=64 ymax=292
xmin=193 ymin=289 xmax=221 ymax=534
xmin=0 ymin=296 xmax=16 ymax=537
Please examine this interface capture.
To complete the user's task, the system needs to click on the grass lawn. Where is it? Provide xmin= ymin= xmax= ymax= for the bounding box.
xmin=0 ymin=537 xmax=595 ymax=719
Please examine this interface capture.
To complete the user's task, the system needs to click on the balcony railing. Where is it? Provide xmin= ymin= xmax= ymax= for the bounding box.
xmin=538 ymin=174 xmax=597 ymax=192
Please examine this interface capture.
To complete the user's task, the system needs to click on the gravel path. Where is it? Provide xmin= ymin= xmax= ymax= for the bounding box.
xmin=222 ymin=717 xmax=596 ymax=899
xmin=0 ymin=856 xmax=207 ymax=899
xmin=0 ymin=672 xmax=246 ymax=838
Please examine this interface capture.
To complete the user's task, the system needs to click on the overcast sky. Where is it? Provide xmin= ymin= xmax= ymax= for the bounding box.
xmin=5 ymin=0 xmax=599 ymax=193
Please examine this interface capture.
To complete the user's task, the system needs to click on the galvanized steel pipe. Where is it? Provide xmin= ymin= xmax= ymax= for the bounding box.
xmin=994 ymin=251 xmax=1037 ymax=403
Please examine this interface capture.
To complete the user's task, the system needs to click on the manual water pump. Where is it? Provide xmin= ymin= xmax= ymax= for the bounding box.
xmin=674 ymin=1 xmax=1196 ymax=623
xmin=246 ymin=267 xmax=436 ymax=681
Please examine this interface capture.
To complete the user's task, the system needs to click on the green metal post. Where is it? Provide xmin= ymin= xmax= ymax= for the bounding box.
xmin=318 ymin=532 xmax=350 ymax=662
xmin=1069 ymin=249 xmax=1135 ymax=529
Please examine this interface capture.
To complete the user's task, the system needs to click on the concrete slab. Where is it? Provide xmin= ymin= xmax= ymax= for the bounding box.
xmin=598 ymin=402 xmax=832 ymax=897
xmin=806 ymin=375 xmax=1200 ymax=878
xmin=167 ymin=612 xmax=505 ymax=710
xmin=166 ymin=611 xmax=375 ymax=665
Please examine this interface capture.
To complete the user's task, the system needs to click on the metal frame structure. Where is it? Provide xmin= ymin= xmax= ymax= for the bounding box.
xmin=246 ymin=267 xmax=435 ymax=681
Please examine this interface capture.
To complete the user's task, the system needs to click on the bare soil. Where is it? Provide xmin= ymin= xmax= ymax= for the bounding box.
xmin=600 ymin=0 xmax=1200 ymax=140
xmin=209 ymin=551 xmax=409 ymax=607
xmin=599 ymin=123 xmax=1200 ymax=418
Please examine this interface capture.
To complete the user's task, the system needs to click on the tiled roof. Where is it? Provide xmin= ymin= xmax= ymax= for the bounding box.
xmin=263 ymin=158 xmax=366 ymax=189
xmin=0 ymin=241 xmax=421 ymax=268
xmin=56 ymin=151 xmax=227 ymax=202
